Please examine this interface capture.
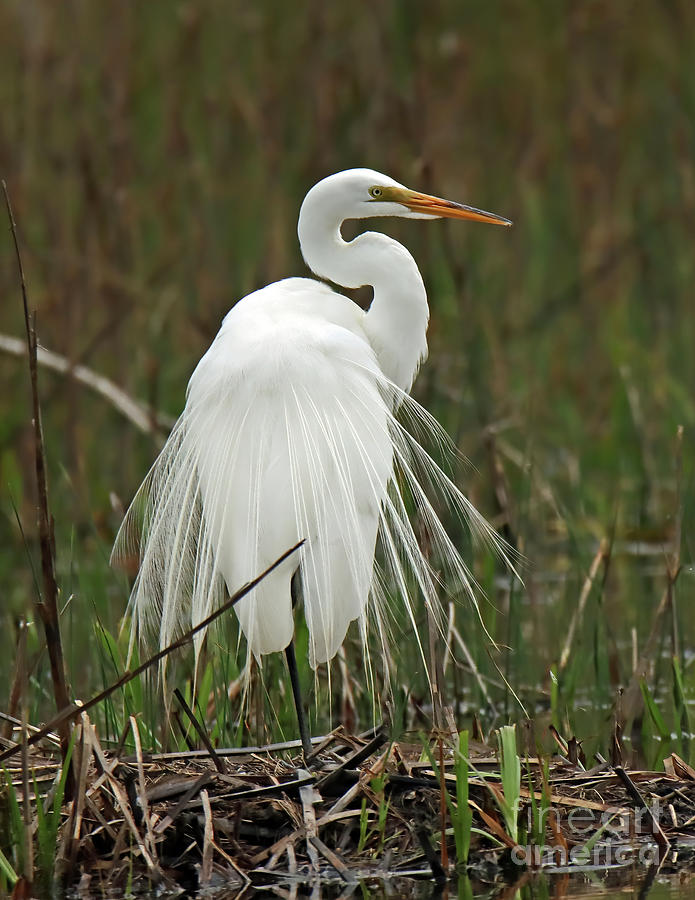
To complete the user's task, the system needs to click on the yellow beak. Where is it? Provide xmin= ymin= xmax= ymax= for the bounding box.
xmin=398 ymin=188 xmax=512 ymax=227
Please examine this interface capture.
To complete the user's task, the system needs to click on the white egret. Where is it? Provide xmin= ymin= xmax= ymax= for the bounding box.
xmin=113 ymin=168 xmax=512 ymax=754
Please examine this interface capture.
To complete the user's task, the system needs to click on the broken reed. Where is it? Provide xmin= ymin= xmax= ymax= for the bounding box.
xmin=3 ymin=182 xmax=73 ymax=785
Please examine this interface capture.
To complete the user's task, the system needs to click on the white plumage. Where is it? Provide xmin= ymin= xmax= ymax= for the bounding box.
xmin=113 ymin=169 xmax=513 ymax=671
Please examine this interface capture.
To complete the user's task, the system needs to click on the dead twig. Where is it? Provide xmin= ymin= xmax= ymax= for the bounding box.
xmin=413 ymin=825 xmax=447 ymax=882
xmin=315 ymin=728 xmax=387 ymax=793
xmin=309 ymin=836 xmax=355 ymax=883
xmin=614 ymin=766 xmax=670 ymax=855
xmin=143 ymin=734 xmax=329 ymax=763
xmin=173 ymin=689 xmax=226 ymax=774
xmin=129 ymin=717 xmax=158 ymax=866
xmin=66 ymin=716 xmax=93 ymax=874
xmin=90 ymin=732 xmax=161 ymax=878
xmin=3 ymin=181 xmax=73 ymax=781
xmin=154 ymin=773 xmax=213 ymax=836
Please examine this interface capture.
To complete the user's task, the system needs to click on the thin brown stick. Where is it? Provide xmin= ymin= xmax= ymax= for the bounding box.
xmin=90 ymin=732 xmax=160 ymax=877
xmin=309 ymin=836 xmax=354 ymax=883
xmin=154 ymin=773 xmax=213 ymax=836
xmin=0 ymin=712 xmax=60 ymax=744
xmin=3 ymin=181 xmax=73 ymax=776
xmin=413 ymin=825 xmax=447 ymax=882
xmin=173 ymin=688 xmax=227 ymax=774
xmin=130 ymin=717 xmax=158 ymax=865
xmin=210 ymin=837 xmax=251 ymax=887
xmin=614 ymin=767 xmax=670 ymax=855
xmin=67 ymin=717 xmax=93 ymax=872
xmin=139 ymin=734 xmax=327 ymax=763
xmin=0 ymin=540 xmax=303 ymax=764
xmin=315 ymin=728 xmax=387 ymax=793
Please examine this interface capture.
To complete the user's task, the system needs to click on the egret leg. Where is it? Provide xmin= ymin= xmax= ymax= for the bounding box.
xmin=286 ymin=571 xmax=313 ymax=759
xmin=285 ymin=640 xmax=312 ymax=758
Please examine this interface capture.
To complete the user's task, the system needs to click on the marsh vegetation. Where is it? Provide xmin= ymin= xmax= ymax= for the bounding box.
xmin=0 ymin=2 xmax=694 ymax=895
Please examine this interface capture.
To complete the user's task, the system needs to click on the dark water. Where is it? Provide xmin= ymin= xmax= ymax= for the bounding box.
xmin=174 ymin=872 xmax=695 ymax=899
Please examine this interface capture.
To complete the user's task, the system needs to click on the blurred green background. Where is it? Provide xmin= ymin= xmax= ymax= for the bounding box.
xmin=0 ymin=1 xmax=693 ymax=756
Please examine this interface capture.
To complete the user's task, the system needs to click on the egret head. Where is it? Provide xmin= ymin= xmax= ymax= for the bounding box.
xmin=304 ymin=168 xmax=512 ymax=227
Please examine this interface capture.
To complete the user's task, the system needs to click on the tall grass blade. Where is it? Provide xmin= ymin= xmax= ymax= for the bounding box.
xmin=640 ymin=680 xmax=670 ymax=740
xmin=422 ymin=731 xmax=474 ymax=867
xmin=497 ymin=725 xmax=521 ymax=843
xmin=454 ymin=730 xmax=473 ymax=866
xmin=0 ymin=846 xmax=17 ymax=887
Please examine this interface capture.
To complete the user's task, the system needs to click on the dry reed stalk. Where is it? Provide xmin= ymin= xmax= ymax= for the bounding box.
xmin=485 ymin=647 xmax=528 ymax=719
xmin=65 ymin=716 xmax=93 ymax=875
xmin=90 ymin=730 xmax=160 ymax=878
xmin=129 ymin=717 xmax=158 ymax=866
xmin=173 ymin=688 xmax=226 ymax=774
xmin=153 ymin=772 xmax=212 ymax=837
xmin=3 ymin=182 xmax=73 ymax=786
xmin=309 ymin=835 xmax=354 ymax=883
xmin=614 ymin=767 xmax=670 ymax=856
xmin=210 ymin=837 xmax=250 ymax=888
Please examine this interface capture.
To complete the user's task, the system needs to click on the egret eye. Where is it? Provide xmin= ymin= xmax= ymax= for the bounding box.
xmin=369 ymin=186 xmax=383 ymax=199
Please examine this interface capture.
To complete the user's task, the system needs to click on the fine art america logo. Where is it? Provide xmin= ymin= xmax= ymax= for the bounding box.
xmin=511 ymin=801 xmax=665 ymax=867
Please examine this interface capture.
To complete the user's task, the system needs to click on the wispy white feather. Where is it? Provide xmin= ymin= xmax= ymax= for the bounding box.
xmin=112 ymin=168 xmax=517 ymax=686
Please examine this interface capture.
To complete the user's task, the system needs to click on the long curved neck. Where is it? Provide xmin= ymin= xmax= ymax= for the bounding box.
xmin=298 ymin=205 xmax=429 ymax=393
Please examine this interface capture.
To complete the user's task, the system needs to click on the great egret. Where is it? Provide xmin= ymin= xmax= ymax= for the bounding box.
xmin=113 ymin=168 xmax=512 ymax=753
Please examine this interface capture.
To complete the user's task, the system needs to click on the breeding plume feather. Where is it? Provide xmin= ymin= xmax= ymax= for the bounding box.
xmin=113 ymin=168 xmax=514 ymax=686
